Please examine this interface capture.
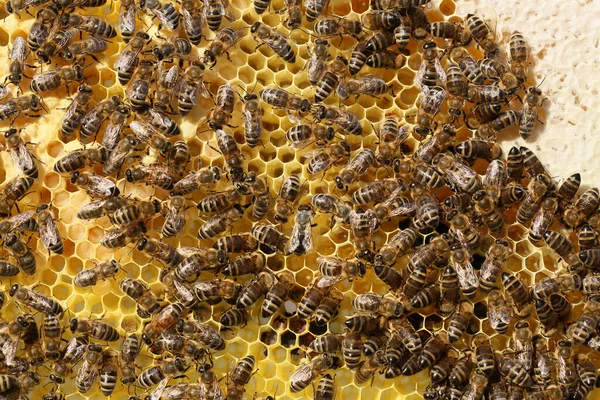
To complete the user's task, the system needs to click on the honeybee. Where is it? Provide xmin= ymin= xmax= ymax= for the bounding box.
xmin=467 ymin=84 xmax=508 ymax=105
xmin=35 ymin=203 xmax=62 ymax=254
xmin=171 ymin=166 xmax=221 ymax=195
xmin=427 ymin=21 xmax=471 ymax=46
xmin=126 ymin=61 xmax=154 ymax=112
xmin=30 ymin=65 xmax=85 ymax=93
xmin=260 ymin=87 xmax=311 ymax=113
xmin=3 ymin=129 xmax=36 ymax=180
xmin=142 ymin=302 xmax=185 ymax=345
xmin=487 ymin=290 xmax=510 ymax=334
xmin=285 ymin=205 xmax=315 ymax=255
xmin=353 ymin=350 xmax=385 ymax=385
xmin=313 ymin=16 xmax=362 ymax=40
xmin=71 ymin=171 xmax=119 ymax=198
xmin=564 ymin=187 xmax=600 ymax=229
xmin=125 ymin=163 xmax=180 ymax=191
xmin=28 ymin=5 xmax=59 ymax=51
xmin=373 ymin=227 xmax=416 ymax=268
xmin=70 ymin=317 xmax=120 ymax=342
xmin=80 ymin=95 xmax=122 ymax=140
xmin=365 ymin=50 xmax=406 ymax=69
xmin=375 ymin=117 xmax=408 ymax=165
xmin=53 ymin=147 xmax=106 ymax=174
xmin=316 ymin=256 xmax=366 ymax=287
xmin=353 ymin=292 xmax=403 ymax=318
xmin=314 ymin=56 xmax=347 ymax=103
xmin=212 ymin=124 xmax=244 ymax=181
xmin=6 ymin=37 xmax=29 ymax=90
xmin=194 ymin=278 xmax=241 ymax=304
xmin=60 ymin=83 xmax=93 ymax=140
xmin=479 ymin=239 xmax=511 ymax=294
xmin=290 ymin=354 xmax=336 ymax=393
xmin=138 ymin=357 xmax=188 ymax=388
xmin=2 ymin=233 xmax=35 ymax=275
xmin=50 ymin=336 xmax=88 ymax=383
xmin=528 ymin=197 xmax=558 ymax=242
xmin=159 ymin=196 xmax=186 ymax=238
xmin=251 ymin=22 xmax=296 ymax=63
xmin=261 ymin=271 xmax=295 ymax=318
xmin=311 ymin=193 xmax=353 ymax=226
xmin=298 ymin=283 xmax=328 ymax=320
xmin=0 ymin=94 xmax=43 ymax=121
xmin=519 ymin=86 xmax=544 ymax=139
xmin=9 ymin=284 xmax=63 ymax=315
xmin=130 ymin=120 xmax=171 ymax=155
xmin=348 ymin=41 xmax=372 ymax=76
xmin=433 ymin=153 xmax=481 ymax=193
xmin=117 ymin=334 xmax=139 ymax=386
xmin=509 ymin=30 xmax=529 ymax=82
xmin=389 ymin=317 xmax=421 ymax=354
xmin=465 ymin=14 xmax=498 ymax=56
xmin=450 ymin=246 xmax=478 ymax=299
xmin=446 ymin=301 xmax=473 ymax=343
xmin=415 ymin=42 xmax=446 ymax=90
xmin=74 ymin=260 xmax=120 ymax=288
xmin=137 ymin=238 xmax=183 ymax=269
xmin=415 ymin=123 xmax=456 ymax=165
xmin=152 ymin=35 xmax=192 ymax=62
xmin=238 ymin=91 xmax=264 ymax=148
xmin=176 ymin=319 xmax=225 ymax=350
xmin=466 ymin=102 xmax=502 ymax=130
xmin=118 ymin=0 xmax=136 ymax=43
xmin=5 ymin=0 xmax=49 ymax=15
xmin=40 ymin=315 xmax=62 ymax=362
xmin=140 ymin=0 xmax=180 ymax=30
xmin=306 ymin=39 xmax=330 ymax=86
xmin=303 ymin=141 xmax=351 ymax=176
xmin=349 ymin=208 xmax=379 ymax=260
xmin=473 ymin=191 xmax=504 ymax=234
xmin=197 ymin=205 xmax=244 ymax=240
xmin=461 ymin=370 xmax=489 ymax=400
xmin=502 ymin=271 xmax=532 ymax=318
xmin=114 ymin=32 xmax=151 ymax=84
xmin=414 ymin=86 xmax=446 ymax=138
xmin=100 ymin=221 xmax=146 ymax=249
xmin=369 ymin=0 xmax=431 ymax=9
xmin=450 ymin=47 xmax=484 ymax=85
xmin=61 ymin=12 xmax=116 ymax=41
xmin=411 ymin=189 xmax=441 ymax=232
xmin=0 ymin=176 xmax=34 ymax=218
xmin=103 ymin=135 xmax=138 ymax=176
xmin=202 ymin=27 xmax=243 ymax=68
xmin=177 ymin=0 xmax=202 ymax=45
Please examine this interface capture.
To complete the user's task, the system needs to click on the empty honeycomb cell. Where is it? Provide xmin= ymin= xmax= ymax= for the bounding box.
xmin=68 ymin=224 xmax=87 ymax=242
xmin=525 ymin=253 xmax=542 ymax=272
xmin=52 ymin=283 xmax=71 ymax=301
xmin=75 ymin=241 xmax=94 ymax=260
xmin=515 ymin=239 xmax=534 ymax=258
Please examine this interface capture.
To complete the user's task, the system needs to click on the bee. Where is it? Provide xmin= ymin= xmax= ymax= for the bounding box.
xmin=374 ymin=227 xmax=417 ymax=268
xmin=316 ymin=256 xmax=366 ymax=288
xmin=96 ymin=348 xmax=119 ymax=396
xmin=112 ymin=199 xmax=162 ymax=227
xmin=30 ymin=65 xmax=85 ymax=93
xmin=564 ymin=187 xmax=600 ymax=228
xmin=349 ymin=41 xmax=372 ymax=76
xmin=298 ymin=283 xmax=328 ymax=320
xmin=333 ymin=149 xmax=376 ymax=191
xmin=237 ymin=91 xmax=264 ymax=148
xmin=414 ymin=86 xmax=446 ymax=138
xmin=353 ymin=292 xmax=403 ymax=318
xmin=427 ymin=20 xmax=471 ymax=45
xmin=220 ymin=307 xmax=249 ymax=327
xmin=34 ymin=203 xmax=62 ymax=254
xmin=80 ymin=96 xmax=122 ymax=140
xmin=307 ymin=39 xmax=330 ymax=86
xmin=509 ymin=30 xmax=529 ymax=82
xmin=389 ymin=317 xmax=421 ymax=354
xmin=103 ymin=135 xmax=138 ymax=176
xmin=40 ymin=315 xmax=62 ymax=362
xmin=152 ymin=35 xmax=192 ymax=62
xmin=527 ymin=335 xmax=552 ymax=389
xmin=311 ymin=193 xmax=353 ymax=225
xmin=114 ymin=32 xmax=151 ymax=85
xmin=315 ymin=106 xmax=363 ymax=136
xmin=214 ymin=232 xmax=258 ymax=254
xmin=54 ymin=147 xmax=106 ymax=174
xmin=74 ymin=260 xmax=120 ymax=288
xmin=171 ymin=166 xmax=221 ymax=195
xmin=28 ymin=5 xmax=59 ymax=51
xmin=479 ymin=56 xmax=519 ymax=95
xmin=461 ymin=370 xmax=489 ymax=400
xmin=354 ymin=351 xmax=385 ymax=385
xmin=282 ymin=205 xmax=314 ymax=255
xmin=313 ymin=16 xmax=362 ymax=40
xmin=118 ymin=0 xmax=136 ymax=43
xmin=446 ymin=301 xmax=473 ymax=343
xmin=370 ymin=0 xmax=431 ymax=10
xmin=5 ymin=0 xmax=49 ymax=15
xmin=159 ymin=196 xmax=186 ymax=238
xmin=314 ymin=374 xmax=335 ymax=400
xmin=194 ymin=279 xmax=242 ymax=303
xmin=151 ymin=65 xmax=180 ymax=112
xmin=199 ymin=0 xmax=233 ymax=31
xmin=450 ymin=47 xmax=485 ymax=85
xmin=479 ymin=239 xmax=511 ymax=293
xmin=314 ymin=56 xmax=347 ymax=103
xmin=36 ymin=26 xmax=76 ymax=65
xmin=149 ymin=334 xmax=205 ymax=360
xmin=48 ymin=335 xmax=88 ymax=383
xmin=197 ymin=205 xmax=245 ymax=240
xmin=260 ymin=87 xmax=311 ymax=113
xmin=349 ymin=208 xmax=379 ymax=260
xmin=290 ymin=354 xmax=335 ymax=393
xmin=352 ymin=178 xmax=405 ymax=206
xmin=71 ymin=171 xmax=119 ymax=198
xmin=261 ymin=271 xmax=295 ymax=317
xmin=138 ymin=238 xmax=183 ymax=269
xmin=455 ymin=138 xmax=502 ymax=162
xmin=309 ymin=333 xmax=343 ymax=354
xmin=314 ymin=288 xmax=343 ymax=326
xmin=502 ymin=271 xmax=532 ymax=318
xmin=139 ymin=0 xmax=180 ymax=30
xmin=466 ymin=102 xmax=502 ymax=129
xmin=100 ymin=221 xmax=146 ymax=249
xmin=138 ymin=357 xmax=188 ymax=388
xmin=202 ymin=27 xmax=243 ymax=68
xmin=117 ymin=334 xmax=139 ymax=386
xmin=551 ymin=339 xmax=578 ymax=393
xmin=374 ymin=117 xmax=408 ymax=165
xmin=142 ymin=302 xmax=185 ymax=345
xmin=125 ymin=163 xmax=178 ymax=191
xmin=6 ymin=37 xmax=29 ymax=90
xmin=487 ymin=290 xmax=510 ymax=334
xmin=3 ymin=130 xmax=36 ymax=182
xmin=466 ymin=83 xmax=508 ymax=104
xmin=211 ymin=124 xmax=244 ymax=181
xmin=567 ymin=301 xmax=600 ymax=345
xmin=9 ymin=284 xmax=63 ymax=315
xmin=476 ymin=110 xmax=521 ymax=141
xmin=415 ymin=123 xmax=456 ymax=164
xmin=361 ymin=10 xmax=400 ymax=30
xmin=59 ymin=84 xmax=93 ymax=140
xmin=251 ymin=22 xmax=296 ymax=63
xmin=340 ymin=331 xmax=363 ymax=369
xmin=415 ymin=42 xmax=446 ymax=90
xmin=0 ymin=176 xmax=34 ymax=218
xmin=304 ymin=141 xmax=351 ymax=176
xmin=465 ymin=14 xmax=498 ymax=55
xmin=472 ymin=334 xmax=494 ymax=376
xmin=130 ymin=120 xmax=171 ymax=155
xmin=499 ymin=357 xmax=533 ymax=388
xmin=418 ymin=334 xmax=448 ymax=370
xmin=126 ymin=61 xmax=154 ymax=112
xmin=516 ymin=175 xmax=548 ymax=225
xmin=528 ymin=197 xmax=558 ymax=242
xmin=433 ymin=153 xmax=482 ymax=194
xmin=0 ymin=94 xmax=43 ymax=121
xmin=519 ymin=86 xmax=544 ymax=139
xmin=365 ymin=50 xmax=406 ymax=69
xmin=221 ymin=252 xmax=266 ymax=277
xmin=176 ymin=319 xmax=225 ymax=350
xmin=70 ymin=317 xmax=120 ymax=342
xmin=473 ymin=191 xmax=504 ymax=234
xmin=235 ymin=271 xmax=275 ymax=309
xmin=119 ymin=277 xmax=161 ymax=318
xmin=222 ymin=355 xmax=255 ymax=399
xmin=60 ymin=12 xmax=116 ymax=39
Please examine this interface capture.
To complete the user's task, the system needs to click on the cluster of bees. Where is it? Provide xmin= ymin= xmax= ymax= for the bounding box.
xmin=0 ymin=0 xmax=597 ymax=398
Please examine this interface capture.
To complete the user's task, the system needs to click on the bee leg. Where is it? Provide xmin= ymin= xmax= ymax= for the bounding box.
xmin=89 ymin=54 xmax=102 ymax=65
xmin=254 ymin=43 xmax=265 ymax=52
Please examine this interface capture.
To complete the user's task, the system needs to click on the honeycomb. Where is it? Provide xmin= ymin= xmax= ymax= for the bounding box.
xmin=0 ymin=0 xmax=599 ymax=398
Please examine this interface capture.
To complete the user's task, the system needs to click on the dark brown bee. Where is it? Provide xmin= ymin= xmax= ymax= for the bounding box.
xmin=520 ymin=86 xmax=544 ymax=139
xmin=567 ymin=301 xmax=600 ymax=345
xmin=477 ymin=110 xmax=521 ymax=140
xmin=472 ymin=334 xmax=494 ymax=376
xmin=239 ymin=90 xmax=264 ymax=148
xmin=466 ymin=102 xmax=502 ymax=129
xmin=80 ymin=96 xmax=122 ymax=140
xmin=222 ymin=252 xmax=266 ymax=277
xmin=138 ymin=357 xmax=188 ymax=388
xmin=41 ymin=315 xmax=62 ymax=361
xmin=101 ymin=102 xmax=131 ymax=151
xmin=509 ymin=30 xmax=529 ymax=82
xmin=71 ymin=171 xmax=119 ymax=199
xmin=176 ymin=319 xmax=225 ymax=351
xmin=60 ymin=12 xmax=116 ymax=39
xmin=36 ymin=26 xmax=77 ymax=64
xmin=500 ymin=357 xmax=533 ymax=388
xmin=315 ymin=374 xmax=335 ymax=400
xmin=315 ymin=57 xmax=347 ymax=103
xmin=304 ymin=141 xmax=351 ymax=176
xmin=335 ymin=148 xmax=376 ymax=190
xmin=543 ymin=230 xmax=574 ymax=260
xmin=251 ymin=22 xmax=296 ymax=63
xmin=50 ymin=336 xmax=88 ymax=383
xmin=290 ymin=354 xmax=335 ymax=393
xmin=307 ymin=38 xmax=330 ymax=86
xmin=516 ymin=175 xmax=549 ymax=224
xmin=76 ymin=344 xmax=103 ymax=393
xmin=53 ymin=147 xmax=106 ymax=174
xmin=419 ymin=334 xmax=448 ymax=370
xmin=348 ymin=41 xmax=372 ymax=76
xmin=449 ymin=352 xmax=474 ymax=386
xmin=214 ymin=233 xmax=258 ymax=254
xmin=202 ymin=27 xmax=243 ymax=68
xmin=197 ymin=205 xmax=245 ymax=240
xmin=297 ymin=283 xmax=328 ymax=320
xmin=361 ymin=10 xmax=400 ymax=30
xmin=391 ymin=13 xmax=411 ymax=49
xmin=152 ymin=35 xmax=192 ymax=62
xmin=309 ymin=333 xmax=343 ymax=354
xmin=349 ymin=208 xmax=379 ymax=259
xmin=413 ymin=86 xmax=446 ymax=138
xmin=34 ymin=203 xmax=62 ymax=255
xmin=374 ymin=116 xmax=409 ymax=165
xmin=0 ymin=176 xmax=34 ymax=218
xmin=411 ymin=283 xmax=439 ymax=309
xmin=70 ymin=318 xmax=120 ymax=342
xmin=312 ymin=105 xmax=363 ymax=136
xmin=355 ymin=351 xmax=386 ymax=385
xmin=251 ymin=223 xmax=289 ymax=254
xmin=341 ymin=331 xmax=363 ymax=369
xmin=74 ymin=260 xmax=120 ymax=288
xmin=236 ymin=272 xmax=275 ymax=309
xmin=9 ymin=284 xmax=63 ymax=315
xmin=479 ymin=239 xmax=511 ymax=293
xmin=447 ymin=301 xmax=473 ymax=343
xmin=529 ymin=197 xmax=558 ymax=242
xmin=30 ymin=65 xmax=85 ymax=93
xmin=171 ymin=166 xmax=221 ymax=195
xmin=455 ymin=139 xmax=502 ymax=162
xmin=60 ymin=83 xmax=93 ymax=140
xmin=465 ymin=14 xmax=498 ymax=55
xmin=227 ymin=355 xmax=255 ymax=399
xmin=502 ymin=271 xmax=532 ymax=318
xmin=137 ymin=238 xmax=183 ymax=269
xmin=176 ymin=61 xmax=209 ymax=116
xmin=7 ymin=37 xmax=28 ymax=89
xmin=450 ymin=46 xmax=485 ymax=85
xmin=3 ymin=232 xmax=36 ymax=275
xmin=313 ymin=17 xmax=362 ymax=39
xmin=315 ymin=288 xmax=343 ymax=326
xmin=389 ymin=317 xmax=421 ymax=354
xmin=311 ymin=193 xmax=353 ymax=225
xmin=473 ymin=190 xmax=504 ymax=234
xmin=450 ymin=214 xmax=480 ymax=251
xmin=466 ymin=83 xmax=507 ymax=104
xmin=220 ymin=308 xmax=248 ymax=327
xmin=194 ymin=278 xmax=241 ymax=304
xmin=374 ymin=227 xmax=416 ymax=268
xmin=261 ymin=271 xmax=295 ymax=318
xmin=0 ymin=260 xmax=19 ymax=277
xmin=28 ymin=5 xmax=59 ymax=51
xmin=174 ymin=249 xmax=225 ymax=281
xmin=274 ymin=175 xmax=303 ymax=223
xmin=211 ymin=124 xmax=244 ymax=181
xmin=427 ymin=20 xmax=471 ymax=45
xmin=197 ymin=187 xmax=244 ymax=215
xmin=370 ymin=0 xmax=431 ymax=10
xmin=260 ymin=87 xmax=311 ymax=113
xmin=5 ymin=0 xmax=50 ymax=15
xmin=564 ymin=187 xmax=600 ymax=228
xmin=0 ymin=94 xmax=44 ymax=121
xmin=365 ymin=50 xmax=406 ymax=70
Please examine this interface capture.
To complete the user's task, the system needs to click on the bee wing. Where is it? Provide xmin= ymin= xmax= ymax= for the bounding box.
xmin=336 ymin=82 xmax=350 ymax=100
xmin=147 ymin=378 xmax=169 ymax=400
xmin=153 ymin=7 xmax=178 ymax=30
xmin=220 ymin=0 xmax=236 ymax=21
xmin=13 ymin=143 xmax=35 ymax=171
xmin=56 ymin=27 xmax=78 ymax=52
xmin=38 ymin=218 xmax=62 ymax=251
xmin=364 ymin=209 xmax=379 ymax=231
xmin=489 ymin=303 xmax=510 ymax=329
xmin=2 ymin=339 xmax=17 ymax=366
xmin=456 ymin=263 xmax=479 ymax=289
xmin=87 ymin=175 xmax=118 ymax=197
xmin=317 ymin=275 xmax=345 ymax=288
xmin=317 ymin=256 xmax=343 ymax=273
xmin=9 ymin=37 xmax=27 ymax=63
xmin=519 ymin=103 xmax=537 ymax=126
xmin=77 ymin=200 xmax=108 ymax=220
xmin=6 ymin=210 xmax=36 ymax=231
xmin=388 ymin=197 xmax=417 ymax=217
xmin=119 ymin=3 xmax=137 ymax=32
xmin=483 ymin=159 xmax=506 ymax=188
xmin=0 ymin=86 xmax=9 ymax=102
xmin=290 ymin=362 xmax=315 ymax=385
xmin=435 ymin=59 xmax=447 ymax=86
xmin=415 ymin=60 xmax=426 ymax=90
xmin=301 ymin=147 xmax=324 ymax=161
